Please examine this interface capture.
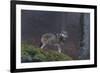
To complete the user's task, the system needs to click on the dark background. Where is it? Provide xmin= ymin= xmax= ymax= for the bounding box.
xmin=21 ymin=10 xmax=85 ymax=59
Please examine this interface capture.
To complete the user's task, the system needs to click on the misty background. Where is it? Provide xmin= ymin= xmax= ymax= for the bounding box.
xmin=21 ymin=10 xmax=90 ymax=59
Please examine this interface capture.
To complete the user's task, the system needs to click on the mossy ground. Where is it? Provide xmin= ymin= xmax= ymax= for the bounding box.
xmin=21 ymin=42 xmax=73 ymax=63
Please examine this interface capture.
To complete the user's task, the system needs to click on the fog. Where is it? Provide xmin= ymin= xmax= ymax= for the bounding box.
xmin=21 ymin=10 xmax=89 ymax=59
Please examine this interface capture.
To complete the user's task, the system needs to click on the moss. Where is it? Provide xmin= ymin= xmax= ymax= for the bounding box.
xmin=21 ymin=43 xmax=73 ymax=63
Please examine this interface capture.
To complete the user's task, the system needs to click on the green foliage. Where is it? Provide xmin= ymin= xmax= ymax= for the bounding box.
xmin=21 ymin=43 xmax=72 ymax=63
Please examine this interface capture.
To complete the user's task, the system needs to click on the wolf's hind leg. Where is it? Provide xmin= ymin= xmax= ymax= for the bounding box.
xmin=40 ymin=44 xmax=46 ymax=49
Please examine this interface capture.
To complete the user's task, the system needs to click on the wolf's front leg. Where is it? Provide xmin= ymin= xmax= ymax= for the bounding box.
xmin=58 ymin=47 xmax=62 ymax=53
xmin=56 ymin=44 xmax=62 ymax=53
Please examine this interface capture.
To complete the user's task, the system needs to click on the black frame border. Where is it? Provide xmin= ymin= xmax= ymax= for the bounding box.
xmin=10 ymin=0 xmax=97 ymax=72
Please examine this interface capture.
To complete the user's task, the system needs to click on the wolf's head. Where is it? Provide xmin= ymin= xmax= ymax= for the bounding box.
xmin=60 ymin=31 xmax=68 ymax=39
xmin=56 ymin=31 xmax=68 ymax=42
